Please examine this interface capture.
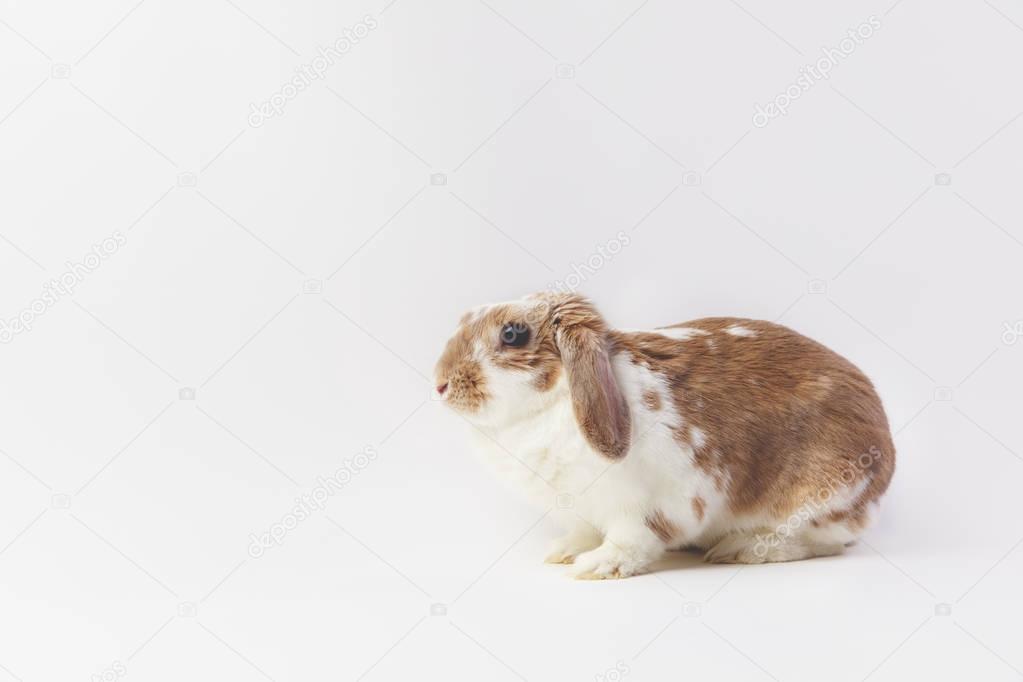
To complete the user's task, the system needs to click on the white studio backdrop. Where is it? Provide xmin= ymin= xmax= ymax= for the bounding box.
xmin=1 ymin=1 xmax=1022 ymax=680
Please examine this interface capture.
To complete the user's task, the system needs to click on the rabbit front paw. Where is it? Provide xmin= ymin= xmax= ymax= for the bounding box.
xmin=570 ymin=542 xmax=653 ymax=580
xmin=544 ymin=528 xmax=602 ymax=565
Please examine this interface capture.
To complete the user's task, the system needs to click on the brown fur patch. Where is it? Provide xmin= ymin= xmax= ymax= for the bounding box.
xmin=645 ymin=510 xmax=678 ymax=543
xmin=533 ymin=363 xmax=561 ymax=391
xmin=433 ymin=322 xmax=488 ymax=412
xmin=691 ymin=496 xmax=706 ymax=522
xmin=609 ymin=317 xmax=895 ymax=520
xmin=643 ymin=389 xmax=662 ymax=411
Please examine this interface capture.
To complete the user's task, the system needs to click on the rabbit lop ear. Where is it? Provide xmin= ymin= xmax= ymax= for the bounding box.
xmin=551 ymin=296 xmax=631 ymax=459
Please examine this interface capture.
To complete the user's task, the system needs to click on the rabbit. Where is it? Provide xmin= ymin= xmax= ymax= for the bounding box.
xmin=434 ymin=292 xmax=895 ymax=579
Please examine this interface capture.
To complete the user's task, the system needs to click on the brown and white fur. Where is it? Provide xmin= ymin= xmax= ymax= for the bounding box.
xmin=434 ymin=293 xmax=895 ymax=579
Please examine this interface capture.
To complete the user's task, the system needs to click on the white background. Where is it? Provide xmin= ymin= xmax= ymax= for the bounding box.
xmin=1 ymin=0 xmax=1022 ymax=680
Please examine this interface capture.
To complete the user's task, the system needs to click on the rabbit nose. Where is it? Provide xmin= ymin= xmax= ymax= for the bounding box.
xmin=436 ymin=382 xmax=448 ymax=396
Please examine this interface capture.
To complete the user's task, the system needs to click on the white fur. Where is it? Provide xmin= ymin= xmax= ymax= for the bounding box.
xmin=653 ymin=326 xmax=709 ymax=341
xmin=617 ymin=327 xmax=709 ymax=341
xmin=725 ymin=325 xmax=757 ymax=337
xmin=466 ymin=347 xmax=727 ymax=578
xmin=690 ymin=426 xmax=707 ymax=449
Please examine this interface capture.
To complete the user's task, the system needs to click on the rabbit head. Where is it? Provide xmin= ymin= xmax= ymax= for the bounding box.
xmin=434 ymin=293 xmax=631 ymax=459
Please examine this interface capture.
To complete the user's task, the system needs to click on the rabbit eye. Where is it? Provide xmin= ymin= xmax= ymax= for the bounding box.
xmin=500 ymin=322 xmax=530 ymax=348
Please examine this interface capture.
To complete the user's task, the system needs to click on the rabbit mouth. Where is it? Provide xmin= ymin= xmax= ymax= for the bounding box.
xmin=439 ymin=383 xmax=487 ymax=415
xmin=434 ymin=357 xmax=488 ymax=414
